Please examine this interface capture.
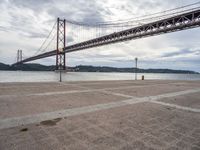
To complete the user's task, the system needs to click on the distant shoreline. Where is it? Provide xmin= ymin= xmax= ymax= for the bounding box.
xmin=1 ymin=70 xmax=200 ymax=74
xmin=0 ymin=62 xmax=199 ymax=74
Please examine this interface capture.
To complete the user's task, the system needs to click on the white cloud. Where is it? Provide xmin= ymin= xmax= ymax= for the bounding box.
xmin=0 ymin=0 xmax=200 ymax=72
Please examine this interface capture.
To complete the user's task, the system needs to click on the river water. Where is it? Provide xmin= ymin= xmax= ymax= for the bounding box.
xmin=0 ymin=71 xmax=200 ymax=82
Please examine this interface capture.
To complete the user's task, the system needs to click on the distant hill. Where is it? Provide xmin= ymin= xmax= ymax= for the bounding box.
xmin=10 ymin=63 xmax=56 ymax=71
xmin=0 ymin=63 xmax=10 ymax=70
xmin=0 ymin=62 xmax=199 ymax=74
xmin=72 ymin=65 xmax=199 ymax=74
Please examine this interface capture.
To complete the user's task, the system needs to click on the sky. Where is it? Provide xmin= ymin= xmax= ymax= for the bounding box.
xmin=0 ymin=0 xmax=200 ymax=72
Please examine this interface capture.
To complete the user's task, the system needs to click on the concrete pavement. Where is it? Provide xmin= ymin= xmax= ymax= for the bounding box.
xmin=0 ymin=80 xmax=200 ymax=150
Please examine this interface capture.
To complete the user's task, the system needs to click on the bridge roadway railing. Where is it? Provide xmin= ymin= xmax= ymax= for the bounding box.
xmin=15 ymin=9 xmax=200 ymax=64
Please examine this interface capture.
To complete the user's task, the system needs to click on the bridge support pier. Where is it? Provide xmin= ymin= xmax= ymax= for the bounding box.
xmin=56 ymin=18 xmax=66 ymax=71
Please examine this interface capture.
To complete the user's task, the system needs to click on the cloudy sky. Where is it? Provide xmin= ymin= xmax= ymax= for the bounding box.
xmin=0 ymin=0 xmax=200 ymax=72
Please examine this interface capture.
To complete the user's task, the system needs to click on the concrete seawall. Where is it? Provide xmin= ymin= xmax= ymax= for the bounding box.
xmin=0 ymin=80 xmax=200 ymax=149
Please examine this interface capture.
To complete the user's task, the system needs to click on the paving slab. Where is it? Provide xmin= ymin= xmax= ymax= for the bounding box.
xmin=158 ymin=92 xmax=200 ymax=109
xmin=0 ymin=83 xmax=85 ymax=96
xmin=70 ymin=80 xmax=177 ymax=90
xmin=108 ymin=82 xmax=200 ymax=97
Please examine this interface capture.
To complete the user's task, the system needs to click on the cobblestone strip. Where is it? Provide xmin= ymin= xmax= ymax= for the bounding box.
xmin=101 ymin=90 xmax=135 ymax=98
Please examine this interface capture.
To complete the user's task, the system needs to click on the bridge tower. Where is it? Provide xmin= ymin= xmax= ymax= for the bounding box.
xmin=17 ymin=50 xmax=22 ymax=63
xmin=56 ymin=18 xmax=66 ymax=70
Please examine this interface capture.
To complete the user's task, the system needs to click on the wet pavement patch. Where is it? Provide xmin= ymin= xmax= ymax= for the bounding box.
xmin=20 ymin=128 xmax=28 ymax=132
xmin=166 ymin=107 xmax=171 ymax=110
xmin=40 ymin=118 xmax=62 ymax=126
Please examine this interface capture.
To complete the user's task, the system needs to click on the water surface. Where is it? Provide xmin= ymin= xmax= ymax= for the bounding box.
xmin=0 ymin=71 xmax=200 ymax=82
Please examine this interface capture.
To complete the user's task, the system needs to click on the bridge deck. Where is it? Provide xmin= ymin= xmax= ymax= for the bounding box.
xmin=0 ymin=80 xmax=200 ymax=149
xmin=14 ymin=9 xmax=200 ymax=65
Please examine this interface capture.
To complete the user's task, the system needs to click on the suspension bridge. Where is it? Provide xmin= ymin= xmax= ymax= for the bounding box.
xmin=13 ymin=2 xmax=200 ymax=70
